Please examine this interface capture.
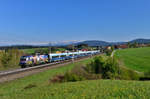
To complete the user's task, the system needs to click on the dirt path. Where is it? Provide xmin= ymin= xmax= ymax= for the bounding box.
xmin=111 ymin=50 xmax=116 ymax=57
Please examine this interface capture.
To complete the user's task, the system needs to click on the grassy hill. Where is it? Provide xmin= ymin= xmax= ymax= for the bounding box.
xmin=115 ymin=47 xmax=150 ymax=72
xmin=0 ymin=58 xmax=92 ymax=99
xmin=0 ymin=56 xmax=150 ymax=99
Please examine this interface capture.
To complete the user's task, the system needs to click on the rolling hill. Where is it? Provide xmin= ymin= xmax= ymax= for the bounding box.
xmin=115 ymin=47 xmax=150 ymax=72
xmin=0 ymin=38 xmax=150 ymax=47
xmin=74 ymin=38 xmax=150 ymax=46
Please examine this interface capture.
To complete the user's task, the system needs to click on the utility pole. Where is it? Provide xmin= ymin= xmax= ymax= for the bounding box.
xmin=72 ymin=44 xmax=74 ymax=63
xmin=48 ymin=42 xmax=52 ymax=62
xmin=49 ymin=42 xmax=52 ymax=54
xmin=90 ymin=47 xmax=92 ymax=58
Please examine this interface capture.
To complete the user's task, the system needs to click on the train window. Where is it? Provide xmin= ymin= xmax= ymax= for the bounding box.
xmin=20 ymin=56 xmax=27 ymax=61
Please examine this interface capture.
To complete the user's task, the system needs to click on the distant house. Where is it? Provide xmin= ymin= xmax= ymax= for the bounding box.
xmin=106 ymin=46 xmax=112 ymax=50
xmin=116 ymin=44 xmax=128 ymax=49
xmin=81 ymin=49 xmax=88 ymax=51
xmin=138 ymin=44 xmax=148 ymax=47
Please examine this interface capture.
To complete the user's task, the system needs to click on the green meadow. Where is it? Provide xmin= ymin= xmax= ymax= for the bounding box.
xmin=115 ymin=47 xmax=150 ymax=72
xmin=0 ymin=56 xmax=150 ymax=99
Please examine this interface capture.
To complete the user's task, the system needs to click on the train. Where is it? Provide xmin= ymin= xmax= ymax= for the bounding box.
xmin=19 ymin=50 xmax=100 ymax=68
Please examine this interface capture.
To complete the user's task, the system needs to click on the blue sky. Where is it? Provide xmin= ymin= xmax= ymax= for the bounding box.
xmin=0 ymin=0 xmax=150 ymax=43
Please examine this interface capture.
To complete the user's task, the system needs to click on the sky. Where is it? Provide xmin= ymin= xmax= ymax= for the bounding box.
xmin=0 ymin=0 xmax=150 ymax=44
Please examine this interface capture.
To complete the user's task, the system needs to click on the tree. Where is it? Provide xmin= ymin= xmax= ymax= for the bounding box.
xmin=127 ymin=42 xmax=131 ymax=48
xmin=86 ymin=56 xmax=119 ymax=79
xmin=111 ymin=46 xmax=115 ymax=51
xmin=66 ymin=45 xmax=77 ymax=51
xmin=86 ymin=56 xmax=105 ymax=74
xmin=77 ymin=44 xmax=88 ymax=49
xmin=102 ymin=57 xmax=119 ymax=79
xmin=0 ymin=49 xmax=23 ymax=68
xmin=35 ymin=48 xmax=49 ymax=54
xmin=0 ymin=52 xmax=12 ymax=68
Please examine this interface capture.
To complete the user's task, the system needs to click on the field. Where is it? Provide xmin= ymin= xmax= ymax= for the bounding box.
xmin=23 ymin=48 xmax=36 ymax=54
xmin=115 ymin=47 xmax=150 ymax=72
xmin=0 ymin=56 xmax=150 ymax=99
xmin=22 ymin=48 xmax=66 ymax=54
xmin=22 ymin=48 xmax=48 ymax=54
xmin=0 ymin=58 xmax=92 ymax=99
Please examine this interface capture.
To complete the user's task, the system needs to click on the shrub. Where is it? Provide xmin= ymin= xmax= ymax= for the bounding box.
xmin=71 ymin=65 xmax=102 ymax=80
xmin=71 ymin=65 xmax=88 ymax=76
xmin=50 ymin=65 xmax=86 ymax=83
xmin=51 ymin=55 xmax=140 ymax=83
xmin=50 ymin=74 xmax=65 ymax=83
xmin=105 ymin=50 xmax=112 ymax=56
xmin=86 ymin=56 xmax=105 ymax=74
xmin=118 ymin=67 xmax=140 ymax=80
xmin=0 ymin=49 xmax=23 ymax=69
xmin=102 ymin=57 xmax=119 ymax=79
xmin=86 ymin=73 xmax=102 ymax=80
xmin=0 ymin=52 xmax=12 ymax=68
xmin=50 ymin=64 xmax=102 ymax=83
xmin=63 ymin=71 xmax=85 ymax=82
xmin=86 ymin=56 xmax=119 ymax=79
xmin=144 ymin=70 xmax=150 ymax=77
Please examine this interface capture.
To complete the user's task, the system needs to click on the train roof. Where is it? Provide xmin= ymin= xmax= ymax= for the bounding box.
xmin=20 ymin=50 xmax=100 ymax=57
xmin=49 ymin=50 xmax=100 ymax=56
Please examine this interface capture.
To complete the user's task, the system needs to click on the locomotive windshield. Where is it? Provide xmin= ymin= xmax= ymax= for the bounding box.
xmin=20 ymin=56 xmax=27 ymax=61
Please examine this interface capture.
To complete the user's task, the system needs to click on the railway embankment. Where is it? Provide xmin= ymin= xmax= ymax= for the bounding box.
xmin=0 ymin=55 xmax=97 ymax=83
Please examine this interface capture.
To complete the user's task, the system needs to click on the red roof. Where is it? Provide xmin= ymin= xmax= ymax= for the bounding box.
xmin=118 ymin=45 xmax=128 ymax=49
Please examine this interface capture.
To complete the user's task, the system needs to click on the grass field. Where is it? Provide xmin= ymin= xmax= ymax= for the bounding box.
xmin=0 ymin=58 xmax=92 ymax=99
xmin=23 ymin=48 xmax=36 ymax=54
xmin=22 ymin=48 xmax=66 ymax=54
xmin=22 ymin=48 xmax=48 ymax=54
xmin=0 ymin=56 xmax=150 ymax=99
xmin=115 ymin=47 xmax=150 ymax=72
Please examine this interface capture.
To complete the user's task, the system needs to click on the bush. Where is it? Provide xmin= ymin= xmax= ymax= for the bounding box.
xmin=0 ymin=49 xmax=23 ymax=69
xmin=86 ymin=56 xmax=105 ymax=74
xmin=51 ymin=55 xmax=140 ymax=83
xmin=0 ymin=52 xmax=12 ymax=68
xmin=63 ymin=71 xmax=85 ymax=82
xmin=69 ymin=65 xmax=102 ymax=80
xmin=144 ymin=70 xmax=150 ymax=77
xmin=86 ymin=56 xmax=119 ymax=79
xmin=50 ymin=65 xmax=86 ymax=83
xmin=118 ymin=67 xmax=140 ymax=80
xmin=50 ymin=74 xmax=65 ymax=83
xmin=86 ymin=56 xmax=140 ymax=80
xmin=50 ymin=65 xmax=102 ymax=83
xmin=102 ymin=57 xmax=119 ymax=79
xmin=105 ymin=50 xmax=112 ymax=56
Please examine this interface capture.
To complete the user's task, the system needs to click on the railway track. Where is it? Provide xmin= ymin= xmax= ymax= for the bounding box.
xmin=0 ymin=55 xmax=99 ymax=83
xmin=0 ymin=62 xmax=60 ymax=77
